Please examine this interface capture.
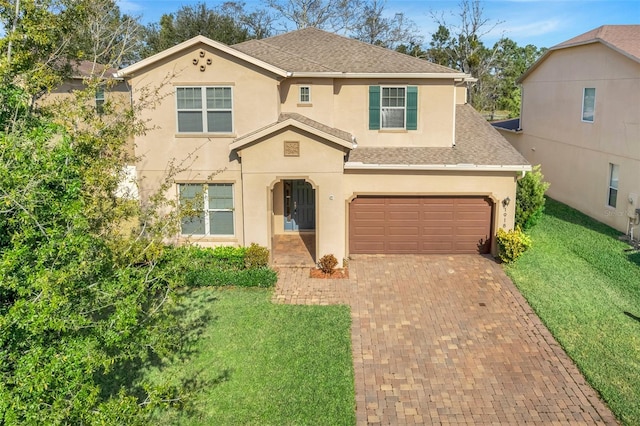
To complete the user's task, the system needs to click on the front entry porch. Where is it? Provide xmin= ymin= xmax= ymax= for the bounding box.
xmin=272 ymin=233 xmax=316 ymax=266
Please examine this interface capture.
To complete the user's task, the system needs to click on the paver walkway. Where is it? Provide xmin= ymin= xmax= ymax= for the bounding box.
xmin=273 ymin=255 xmax=617 ymax=425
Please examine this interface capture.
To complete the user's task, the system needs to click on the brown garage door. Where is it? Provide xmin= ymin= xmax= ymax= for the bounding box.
xmin=349 ymin=196 xmax=493 ymax=254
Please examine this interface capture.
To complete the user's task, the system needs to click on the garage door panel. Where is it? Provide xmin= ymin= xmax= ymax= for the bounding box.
xmin=352 ymin=225 xmax=385 ymax=236
xmin=388 ymin=226 xmax=420 ymax=236
xmin=387 ymin=241 xmax=421 ymax=252
xmin=350 ymin=196 xmax=493 ymax=254
xmin=388 ymin=211 xmax=420 ymax=221
xmin=422 ymin=226 xmax=455 ymax=236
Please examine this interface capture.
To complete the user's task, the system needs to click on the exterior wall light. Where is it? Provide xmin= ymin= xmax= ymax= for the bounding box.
xmin=502 ymin=197 xmax=511 ymax=208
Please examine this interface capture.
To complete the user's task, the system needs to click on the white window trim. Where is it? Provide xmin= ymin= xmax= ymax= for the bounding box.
xmin=299 ymin=85 xmax=311 ymax=103
xmin=176 ymin=86 xmax=234 ymax=134
xmin=607 ymin=163 xmax=619 ymax=208
xmin=179 ymin=183 xmax=235 ymax=236
xmin=381 ymin=86 xmax=407 ymax=130
xmin=581 ymin=87 xmax=595 ymax=123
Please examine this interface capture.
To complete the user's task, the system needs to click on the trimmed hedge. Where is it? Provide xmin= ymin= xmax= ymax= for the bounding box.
xmin=171 ymin=245 xmax=277 ymax=288
xmin=185 ymin=266 xmax=277 ymax=288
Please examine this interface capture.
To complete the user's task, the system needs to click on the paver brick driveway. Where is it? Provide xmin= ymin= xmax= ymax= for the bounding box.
xmin=274 ymin=255 xmax=617 ymax=425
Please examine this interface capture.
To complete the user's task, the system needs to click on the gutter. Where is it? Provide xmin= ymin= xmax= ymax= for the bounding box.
xmin=289 ymin=72 xmax=471 ymax=80
xmin=344 ymin=163 xmax=532 ymax=172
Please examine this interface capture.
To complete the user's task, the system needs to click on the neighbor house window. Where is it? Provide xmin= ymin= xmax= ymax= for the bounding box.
xmin=95 ymin=87 xmax=105 ymax=114
xmin=176 ymin=86 xmax=233 ymax=133
xmin=582 ymin=88 xmax=595 ymax=122
xmin=607 ymin=163 xmax=619 ymax=208
xmin=179 ymin=183 xmax=234 ymax=235
xmin=299 ymin=86 xmax=311 ymax=103
xmin=369 ymin=86 xmax=417 ymax=130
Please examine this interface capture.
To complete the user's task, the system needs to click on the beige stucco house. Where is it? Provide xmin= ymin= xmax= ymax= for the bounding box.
xmin=116 ymin=28 xmax=529 ymax=263
xmin=495 ymin=25 xmax=640 ymax=239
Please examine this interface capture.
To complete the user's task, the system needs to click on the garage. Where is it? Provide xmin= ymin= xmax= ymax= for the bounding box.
xmin=349 ymin=196 xmax=493 ymax=254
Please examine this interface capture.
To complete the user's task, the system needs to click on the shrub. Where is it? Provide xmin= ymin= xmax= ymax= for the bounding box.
xmin=496 ymin=227 xmax=532 ymax=263
xmin=516 ymin=164 xmax=550 ymax=230
xmin=185 ymin=266 xmax=277 ymax=288
xmin=244 ymin=243 xmax=270 ymax=269
xmin=317 ymin=254 xmax=338 ymax=274
xmin=211 ymin=246 xmax=246 ymax=269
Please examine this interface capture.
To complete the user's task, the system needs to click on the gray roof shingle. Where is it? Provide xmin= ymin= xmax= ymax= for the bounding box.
xmin=554 ymin=25 xmax=640 ymax=62
xmin=348 ymin=105 xmax=529 ymax=167
xmin=233 ymin=27 xmax=461 ymax=74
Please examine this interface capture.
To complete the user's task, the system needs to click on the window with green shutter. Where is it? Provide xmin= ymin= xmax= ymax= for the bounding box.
xmin=370 ymin=85 xmax=418 ymax=130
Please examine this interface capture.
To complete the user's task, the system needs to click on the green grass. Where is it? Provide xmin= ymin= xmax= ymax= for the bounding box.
xmin=504 ymin=198 xmax=640 ymax=425
xmin=147 ymin=287 xmax=355 ymax=425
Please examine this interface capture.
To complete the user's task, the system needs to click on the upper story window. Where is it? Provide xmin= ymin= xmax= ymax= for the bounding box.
xmin=176 ymin=86 xmax=233 ymax=133
xmin=95 ymin=87 xmax=105 ymax=114
xmin=179 ymin=183 xmax=234 ymax=236
xmin=607 ymin=163 xmax=619 ymax=208
xmin=299 ymin=85 xmax=311 ymax=103
xmin=369 ymin=85 xmax=417 ymax=130
xmin=582 ymin=88 xmax=595 ymax=122
xmin=381 ymin=87 xmax=406 ymax=128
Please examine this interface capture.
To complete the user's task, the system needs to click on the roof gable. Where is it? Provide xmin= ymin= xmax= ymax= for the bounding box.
xmin=230 ymin=113 xmax=354 ymax=152
xmin=115 ymin=35 xmax=288 ymax=78
xmin=519 ymin=25 xmax=640 ymax=83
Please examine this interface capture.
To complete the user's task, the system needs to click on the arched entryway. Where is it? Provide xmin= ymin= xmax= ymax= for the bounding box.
xmin=271 ymin=179 xmax=317 ymax=266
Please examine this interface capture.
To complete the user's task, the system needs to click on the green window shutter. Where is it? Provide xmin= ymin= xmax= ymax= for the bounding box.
xmin=406 ymin=86 xmax=418 ymax=130
xmin=369 ymin=86 xmax=380 ymax=130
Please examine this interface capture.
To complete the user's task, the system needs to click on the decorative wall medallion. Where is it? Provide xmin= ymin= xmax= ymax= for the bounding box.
xmin=284 ymin=141 xmax=300 ymax=157
xmin=192 ymin=50 xmax=212 ymax=72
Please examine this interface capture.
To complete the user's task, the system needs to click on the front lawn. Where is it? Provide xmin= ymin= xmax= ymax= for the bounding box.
xmin=504 ymin=198 xmax=640 ymax=425
xmin=147 ymin=288 xmax=355 ymax=425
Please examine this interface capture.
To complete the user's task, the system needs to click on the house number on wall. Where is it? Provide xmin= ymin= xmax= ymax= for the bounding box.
xmin=503 ymin=211 xmax=507 ymax=228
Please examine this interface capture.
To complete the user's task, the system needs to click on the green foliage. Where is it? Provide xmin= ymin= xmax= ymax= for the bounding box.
xmin=317 ymin=254 xmax=338 ymax=274
xmin=0 ymin=80 xmax=186 ymax=423
xmin=244 ymin=243 xmax=270 ymax=269
xmin=170 ymin=244 xmax=276 ymax=287
xmin=496 ymin=227 xmax=532 ymax=263
xmin=185 ymin=266 xmax=277 ymax=288
xmin=142 ymin=2 xmax=258 ymax=56
xmin=516 ymin=165 xmax=551 ymax=230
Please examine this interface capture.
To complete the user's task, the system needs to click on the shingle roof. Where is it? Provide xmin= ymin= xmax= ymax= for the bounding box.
xmin=71 ymin=60 xmax=118 ymax=79
xmin=231 ymin=112 xmax=353 ymax=151
xmin=279 ymin=112 xmax=353 ymax=142
xmin=347 ymin=105 xmax=529 ymax=168
xmin=232 ymin=27 xmax=461 ymax=74
xmin=553 ymin=25 xmax=640 ymax=62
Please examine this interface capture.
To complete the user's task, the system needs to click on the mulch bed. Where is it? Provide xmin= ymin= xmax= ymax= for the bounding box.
xmin=309 ymin=268 xmax=349 ymax=279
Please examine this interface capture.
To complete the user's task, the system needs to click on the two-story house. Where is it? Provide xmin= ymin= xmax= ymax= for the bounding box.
xmin=116 ymin=27 xmax=530 ymax=264
xmin=495 ymin=25 xmax=640 ymax=239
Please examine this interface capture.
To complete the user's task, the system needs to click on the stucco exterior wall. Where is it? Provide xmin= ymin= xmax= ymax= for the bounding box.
xmin=280 ymin=78 xmax=456 ymax=148
xmin=127 ymin=42 xmax=282 ymax=201
xmin=508 ymin=43 xmax=640 ymax=234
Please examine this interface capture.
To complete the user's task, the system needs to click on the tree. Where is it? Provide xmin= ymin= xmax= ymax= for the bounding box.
xmin=0 ymin=0 xmax=143 ymax=97
xmin=350 ymin=0 xmax=422 ymax=50
xmin=142 ymin=2 xmax=271 ymax=56
xmin=493 ymin=38 xmax=545 ymax=117
xmin=265 ymin=0 xmax=362 ymax=33
xmin=0 ymin=3 xmax=196 ymax=423
xmin=428 ymin=0 xmax=502 ymax=109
